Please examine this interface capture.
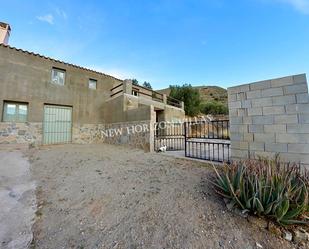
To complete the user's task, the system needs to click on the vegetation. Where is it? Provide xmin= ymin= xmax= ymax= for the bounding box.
xmin=201 ymin=101 xmax=229 ymax=115
xmin=159 ymin=85 xmax=228 ymax=116
xmin=212 ymin=156 xmax=309 ymax=226
xmin=143 ymin=81 xmax=152 ymax=89
xmin=132 ymin=79 xmax=139 ymax=85
xmin=198 ymin=86 xmax=228 ymax=105
xmin=169 ymin=84 xmax=201 ymax=116
xmin=131 ymin=79 xmax=152 ymax=90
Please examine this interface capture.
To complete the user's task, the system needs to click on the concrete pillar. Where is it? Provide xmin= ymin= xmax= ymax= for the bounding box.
xmin=163 ymin=94 xmax=167 ymax=104
xmin=0 ymin=101 xmax=3 ymax=119
xmin=123 ymin=79 xmax=133 ymax=95
xmin=180 ymin=101 xmax=185 ymax=110
xmin=148 ymin=105 xmax=156 ymax=153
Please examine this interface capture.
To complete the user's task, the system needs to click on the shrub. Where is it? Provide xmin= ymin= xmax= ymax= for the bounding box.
xmin=212 ymin=156 xmax=309 ymax=225
xmin=201 ymin=101 xmax=228 ymax=115
xmin=169 ymin=84 xmax=201 ymax=116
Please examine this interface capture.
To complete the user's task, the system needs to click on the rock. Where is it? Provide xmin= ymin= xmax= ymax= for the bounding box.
xmin=226 ymin=201 xmax=235 ymax=211
xmin=18 ymin=130 xmax=26 ymax=135
xmin=247 ymin=216 xmax=268 ymax=229
xmin=223 ymin=198 xmax=230 ymax=205
xmin=292 ymin=229 xmax=309 ymax=243
xmin=256 ymin=242 xmax=263 ymax=248
xmin=9 ymin=191 xmax=17 ymax=198
xmin=282 ymin=231 xmax=292 ymax=241
xmin=234 ymin=208 xmax=249 ymax=218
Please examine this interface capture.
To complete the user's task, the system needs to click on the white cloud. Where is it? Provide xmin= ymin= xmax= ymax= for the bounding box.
xmin=37 ymin=14 xmax=54 ymax=25
xmin=277 ymin=0 xmax=309 ymax=14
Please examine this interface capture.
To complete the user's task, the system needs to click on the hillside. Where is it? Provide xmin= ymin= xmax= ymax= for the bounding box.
xmin=157 ymin=85 xmax=228 ymax=105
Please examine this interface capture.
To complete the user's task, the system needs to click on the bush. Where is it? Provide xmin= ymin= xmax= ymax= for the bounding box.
xmin=169 ymin=84 xmax=201 ymax=116
xmin=212 ymin=156 xmax=309 ymax=225
xmin=201 ymin=101 xmax=228 ymax=115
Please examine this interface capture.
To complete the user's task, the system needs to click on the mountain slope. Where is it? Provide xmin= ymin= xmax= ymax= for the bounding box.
xmin=157 ymin=85 xmax=228 ymax=105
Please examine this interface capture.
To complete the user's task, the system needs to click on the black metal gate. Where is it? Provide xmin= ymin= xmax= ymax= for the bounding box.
xmin=154 ymin=120 xmax=230 ymax=163
xmin=184 ymin=120 xmax=231 ymax=163
xmin=154 ymin=122 xmax=184 ymax=151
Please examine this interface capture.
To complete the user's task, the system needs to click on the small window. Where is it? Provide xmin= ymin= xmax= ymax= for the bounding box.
xmin=3 ymin=102 xmax=28 ymax=122
xmin=132 ymin=90 xmax=139 ymax=96
xmin=89 ymin=79 xmax=97 ymax=90
xmin=51 ymin=68 xmax=65 ymax=85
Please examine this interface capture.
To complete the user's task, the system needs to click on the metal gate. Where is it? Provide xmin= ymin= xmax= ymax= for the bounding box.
xmin=43 ymin=105 xmax=72 ymax=145
xmin=184 ymin=120 xmax=231 ymax=163
xmin=154 ymin=122 xmax=184 ymax=151
xmin=154 ymin=120 xmax=230 ymax=163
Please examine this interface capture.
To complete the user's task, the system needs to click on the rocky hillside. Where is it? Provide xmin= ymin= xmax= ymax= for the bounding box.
xmin=158 ymin=85 xmax=228 ymax=105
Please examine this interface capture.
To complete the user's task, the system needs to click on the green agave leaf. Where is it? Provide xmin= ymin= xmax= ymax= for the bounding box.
xmin=264 ymin=201 xmax=276 ymax=215
xmin=255 ymin=198 xmax=265 ymax=215
xmin=246 ymin=197 xmax=254 ymax=209
xmin=225 ymin=172 xmax=245 ymax=210
xmin=280 ymin=219 xmax=309 ymax=226
xmin=283 ymin=204 xmax=306 ymax=220
xmin=277 ymin=197 xmax=290 ymax=221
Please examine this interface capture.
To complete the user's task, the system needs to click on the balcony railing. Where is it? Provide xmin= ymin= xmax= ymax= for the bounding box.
xmin=110 ymin=81 xmax=183 ymax=109
xmin=132 ymin=85 xmax=164 ymax=102
xmin=167 ymin=96 xmax=182 ymax=109
xmin=110 ymin=83 xmax=123 ymax=97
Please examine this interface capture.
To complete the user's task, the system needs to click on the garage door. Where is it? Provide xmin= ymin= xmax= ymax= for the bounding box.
xmin=43 ymin=105 xmax=72 ymax=144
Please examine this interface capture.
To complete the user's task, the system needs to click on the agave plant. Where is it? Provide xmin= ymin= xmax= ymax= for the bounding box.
xmin=212 ymin=156 xmax=309 ymax=225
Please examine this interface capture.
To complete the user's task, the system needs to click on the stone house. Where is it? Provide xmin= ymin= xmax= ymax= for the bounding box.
xmin=0 ymin=43 xmax=185 ymax=149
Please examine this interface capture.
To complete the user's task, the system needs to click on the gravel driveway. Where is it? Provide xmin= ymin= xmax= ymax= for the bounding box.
xmin=28 ymin=144 xmax=291 ymax=249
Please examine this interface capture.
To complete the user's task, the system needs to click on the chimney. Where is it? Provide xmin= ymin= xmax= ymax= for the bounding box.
xmin=0 ymin=22 xmax=11 ymax=45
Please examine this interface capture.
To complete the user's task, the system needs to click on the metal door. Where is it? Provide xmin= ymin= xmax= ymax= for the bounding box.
xmin=43 ymin=105 xmax=72 ymax=144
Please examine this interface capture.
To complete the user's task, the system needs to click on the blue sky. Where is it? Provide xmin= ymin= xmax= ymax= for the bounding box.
xmin=1 ymin=0 xmax=309 ymax=89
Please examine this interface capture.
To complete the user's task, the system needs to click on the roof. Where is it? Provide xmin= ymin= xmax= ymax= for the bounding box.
xmin=0 ymin=22 xmax=11 ymax=31
xmin=0 ymin=43 xmax=123 ymax=81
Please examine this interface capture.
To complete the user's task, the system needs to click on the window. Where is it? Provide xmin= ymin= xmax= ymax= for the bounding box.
xmin=3 ymin=102 xmax=28 ymax=122
xmin=51 ymin=68 xmax=65 ymax=85
xmin=132 ymin=90 xmax=139 ymax=96
xmin=89 ymin=79 xmax=97 ymax=90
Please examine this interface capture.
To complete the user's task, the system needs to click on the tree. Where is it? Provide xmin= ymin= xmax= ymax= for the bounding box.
xmin=143 ymin=81 xmax=152 ymax=89
xmin=132 ymin=79 xmax=139 ymax=85
xmin=169 ymin=84 xmax=201 ymax=116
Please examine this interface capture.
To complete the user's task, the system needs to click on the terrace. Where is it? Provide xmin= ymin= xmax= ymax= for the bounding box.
xmin=110 ymin=80 xmax=184 ymax=110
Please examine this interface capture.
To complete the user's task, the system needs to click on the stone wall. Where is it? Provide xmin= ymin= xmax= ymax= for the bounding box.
xmin=228 ymin=74 xmax=309 ymax=166
xmin=0 ymin=122 xmax=42 ymax=145
xmin=72 ymin=124 xmax=105 ymax=144
xmin=0 ymin=121 xmax=153 ymax=152
xmin=103 ymin=120 xmax=153 ymax=152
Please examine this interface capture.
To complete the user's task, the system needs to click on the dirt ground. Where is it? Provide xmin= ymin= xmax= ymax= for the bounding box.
xmin=0 ymin=148 xmax=36 ymax=249
xmin=27 ymin=144 xmax=294 ymax=249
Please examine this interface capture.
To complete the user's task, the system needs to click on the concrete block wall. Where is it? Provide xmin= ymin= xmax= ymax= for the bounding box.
xmin=228 ymin=74 xmax=309 ymax=167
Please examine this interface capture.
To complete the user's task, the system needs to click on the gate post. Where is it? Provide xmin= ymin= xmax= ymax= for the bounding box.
xmin=184 ymin=121 xmax=187 ymax=157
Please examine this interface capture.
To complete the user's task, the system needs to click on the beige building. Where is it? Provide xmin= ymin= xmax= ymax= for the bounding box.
xmin=0 ymin=43 xmax=184 ymax=148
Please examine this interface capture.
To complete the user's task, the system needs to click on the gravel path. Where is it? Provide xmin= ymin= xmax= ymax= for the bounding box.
xmin=28 ymin=144 xmax=292 ymax=249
